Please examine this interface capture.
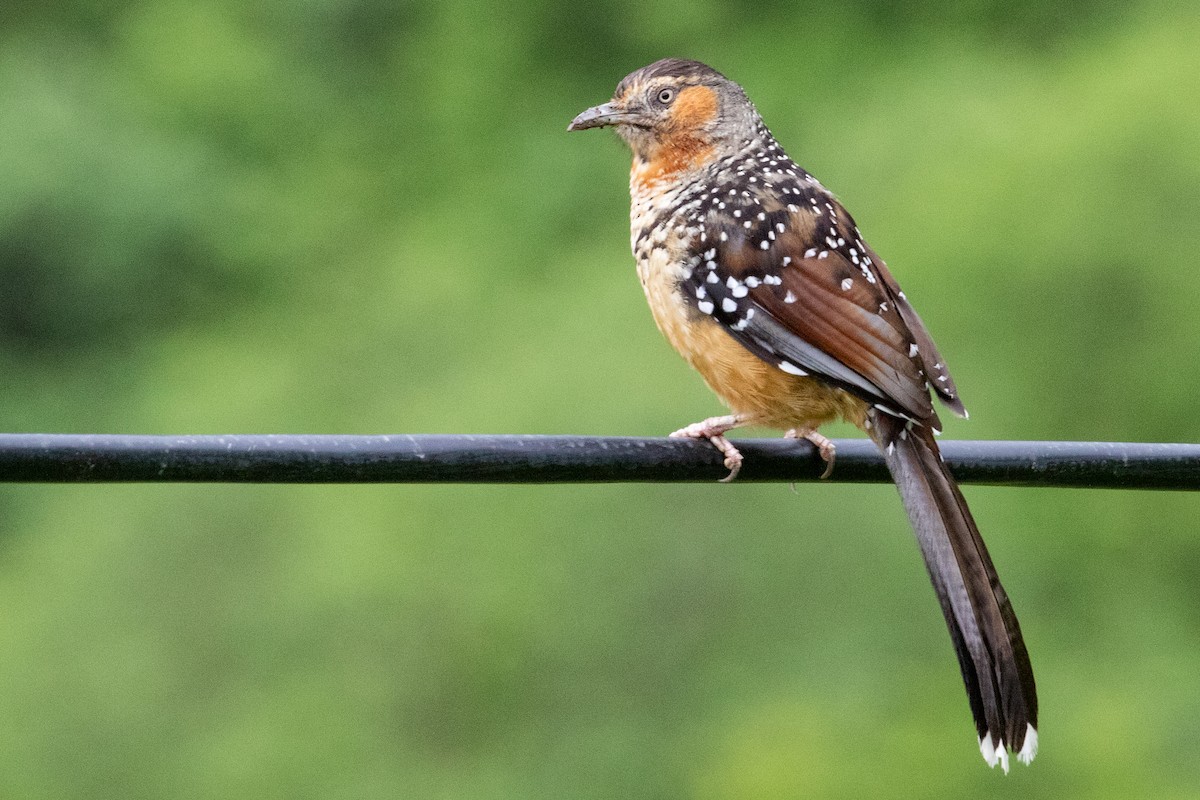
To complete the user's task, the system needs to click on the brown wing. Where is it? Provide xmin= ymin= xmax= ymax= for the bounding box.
xmin=685 ymin=202 xmax=962 ymax=428
xmin=865 ymin=245 xmax=966 ymax=417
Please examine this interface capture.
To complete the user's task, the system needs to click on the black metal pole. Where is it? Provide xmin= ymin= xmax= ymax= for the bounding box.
xmin=0 ymin=434 xmax=1194 ymax=489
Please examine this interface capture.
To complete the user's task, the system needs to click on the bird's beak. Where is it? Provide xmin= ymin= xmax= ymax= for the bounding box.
xmin=567 ymin=101 xmax=644 ymax=132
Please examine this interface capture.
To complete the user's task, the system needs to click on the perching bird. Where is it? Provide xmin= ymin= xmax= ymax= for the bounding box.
xmin=569 ymin=58 xmax=1037 ymax=771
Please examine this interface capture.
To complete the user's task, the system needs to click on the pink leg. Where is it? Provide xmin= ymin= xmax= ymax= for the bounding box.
xmin=786 ymin=427 xmax=837 ymax=479
xmin=670 ymin=414 xmax=747 ymax=482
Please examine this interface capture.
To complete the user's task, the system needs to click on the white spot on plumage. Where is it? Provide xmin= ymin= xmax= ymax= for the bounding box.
xmin=781 ymin=256 xmax=791 ymax=266
xmin=779 ymin=361 xmax=807 ymax=375
xmin=784 ymin=290 xmax=796 ymax=303
xmin=759 ymin=240 xmax=769 ymax=250
xmin=707 ymin=271 xmax=718 ymax=284
xmin=698 ymin=300 xmax=714 ymax=315
xmin=908 ymin=343 xmax=919 ymax=357
xmin=745 ymin=276 xmax=760 ymax=287
xmin=804 ymin=248 xmax=818 ymax=259
xmin=719 ymin=232 xmax=728 ymax=242
xmin=721 ymin=298 xmax=738 ymax=313
xmin=873 ymin=402 xmax=908 ymax=419
xmin=841 ymin=278 xmax=853 ymax=291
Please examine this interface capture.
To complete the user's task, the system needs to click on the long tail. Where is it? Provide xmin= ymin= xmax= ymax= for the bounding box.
xmin=874 ymin=412 xmax=1038 ymax=772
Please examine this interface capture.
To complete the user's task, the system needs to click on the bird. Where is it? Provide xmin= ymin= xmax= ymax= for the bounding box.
xmin=569 ymin=58 xmax=1037 ymax=772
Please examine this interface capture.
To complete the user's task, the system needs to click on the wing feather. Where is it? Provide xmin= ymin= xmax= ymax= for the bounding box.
xmin=682 ymin=204 xmax=960 ymax=427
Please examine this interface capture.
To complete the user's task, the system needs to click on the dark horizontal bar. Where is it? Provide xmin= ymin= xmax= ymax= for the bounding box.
xmin=0 ymin=434 xmax=1194 ymax=489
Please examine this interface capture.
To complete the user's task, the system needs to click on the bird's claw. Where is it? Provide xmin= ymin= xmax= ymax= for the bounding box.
xmin=671 ymin=415 xmax=744 ymax=482
xmin=786 ymin=428 xmax=836 ymax=479
xmin=715 ymin=438 xmax=744 ymax=482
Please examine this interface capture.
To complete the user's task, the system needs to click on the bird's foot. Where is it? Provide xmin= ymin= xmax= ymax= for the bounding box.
xmin=671 ymin=414 xmax=745 ymax=482
xmin=785 ymin=427 xmax=836 ymax=479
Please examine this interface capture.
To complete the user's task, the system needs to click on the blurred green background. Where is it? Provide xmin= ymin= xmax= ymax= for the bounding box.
xmin=1 ymin=0 xmax=1198 ymax=797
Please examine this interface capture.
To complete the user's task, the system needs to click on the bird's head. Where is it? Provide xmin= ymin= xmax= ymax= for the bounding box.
xmin=569 ymin=59 xmax=759 ymax=185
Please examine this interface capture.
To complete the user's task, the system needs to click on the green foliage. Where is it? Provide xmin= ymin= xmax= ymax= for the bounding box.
xmin=0 ymin=1 xmax=1198 ymax=796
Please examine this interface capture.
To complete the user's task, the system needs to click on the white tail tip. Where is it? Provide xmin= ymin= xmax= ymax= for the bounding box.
xmin=979 ymin=733 xmax=999 ymax=769
xmin=979 ymin=732 xmax=1010 ymax=774
xmin=980 ymin=725 xmax=1038 ymax=773
xmin=1018 ymin=724 xmax=1039 ymax=765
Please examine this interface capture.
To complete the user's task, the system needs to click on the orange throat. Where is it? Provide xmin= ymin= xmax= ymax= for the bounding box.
xmin=631 ymin=136 xmax=714 ymax=189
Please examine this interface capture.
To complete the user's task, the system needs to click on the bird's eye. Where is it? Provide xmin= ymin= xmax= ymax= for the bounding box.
xmin=657 ymin=88 xmax=675 ymax=105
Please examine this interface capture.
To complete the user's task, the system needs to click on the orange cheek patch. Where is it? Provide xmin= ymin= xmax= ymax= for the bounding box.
xmin=631 ymin=85 xmax=720 ymax=187
xmin=669 ymin=85 xmax=719 ymax=131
